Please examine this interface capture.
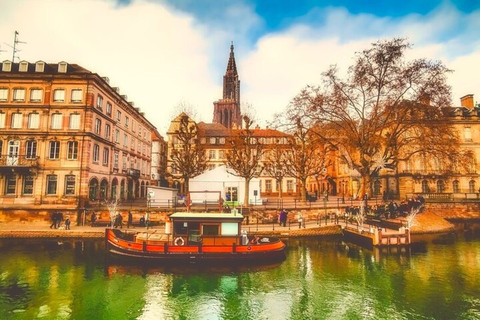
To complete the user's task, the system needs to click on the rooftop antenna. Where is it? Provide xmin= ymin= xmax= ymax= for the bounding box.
xmin=5 ymin=31 xmax=26 ymax=63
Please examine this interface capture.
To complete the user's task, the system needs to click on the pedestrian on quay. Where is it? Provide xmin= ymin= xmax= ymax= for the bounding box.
xmin=127 ymin=211 xmax=133 ymax=228
xmin=65 ymin=216 xmax=71 ymax=230
xmin=90 ymin=212 xmax=97 ymax=227
xmin=50 ymin=212 xmax=58 ymax=229
xmin=298 ymin=213 xmax=304 ymax=229
xmin=56 ymin=212 xmax=63 ymax=229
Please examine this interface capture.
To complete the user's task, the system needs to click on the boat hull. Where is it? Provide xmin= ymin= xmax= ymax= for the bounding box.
xmin=105 ymin=229 xmax=287 ymax=264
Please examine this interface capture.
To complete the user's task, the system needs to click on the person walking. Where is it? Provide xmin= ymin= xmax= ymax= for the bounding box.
xmin=56 ymin=212 xmax=63 ymax=229
xmin=50 ymin=212 xmax=58 ymax=229
xmin=65 ymin=216 xmax=71 ymax=230
xmin=127 ymin=211 xmax=133 ymax=228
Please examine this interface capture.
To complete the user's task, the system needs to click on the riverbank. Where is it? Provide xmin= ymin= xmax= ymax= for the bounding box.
xmin=0 ymin=209 xmax=462 ymax=239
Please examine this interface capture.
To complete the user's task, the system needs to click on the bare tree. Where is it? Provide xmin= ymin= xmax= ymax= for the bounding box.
xmin=225 ymin=116 xmax=264 ymax=206
xmin=282 ymin=118 xmax=329 ymax=202
xmin=169 ymin=114 xmax=207 ymax=194
xmin=287 ymin=38 xmax=461 ymax=197
xmin=263 ymin=146 xmax=289 ymax=199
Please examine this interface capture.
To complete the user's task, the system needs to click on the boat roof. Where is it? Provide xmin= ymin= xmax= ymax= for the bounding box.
xmin=170 ymin=212 xmax=244 ymax=220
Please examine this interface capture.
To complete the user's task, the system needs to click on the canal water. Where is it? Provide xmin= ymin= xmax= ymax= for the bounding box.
xmin=1 ymin=229 xmax=480 ymax=319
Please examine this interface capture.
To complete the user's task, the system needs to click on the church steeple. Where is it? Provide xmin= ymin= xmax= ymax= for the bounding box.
xmin=223 ymin=42 xmax=240 ymax=102
xmin=213 ymin=42 xmax=242 ymax=129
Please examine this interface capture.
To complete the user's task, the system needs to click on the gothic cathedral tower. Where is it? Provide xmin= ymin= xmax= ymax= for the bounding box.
xmin=213 ymin=43 xmax=242 ymax=128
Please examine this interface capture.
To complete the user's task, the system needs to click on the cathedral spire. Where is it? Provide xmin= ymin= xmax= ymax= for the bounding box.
xmin=213 ymin=42 xmax=242 ymax=129
xmin=226 ymin=41 xmax=237 ymax=76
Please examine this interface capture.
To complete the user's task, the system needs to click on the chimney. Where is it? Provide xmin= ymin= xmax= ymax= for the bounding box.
xmin=460 ymin=94 xmax=474 ymax=109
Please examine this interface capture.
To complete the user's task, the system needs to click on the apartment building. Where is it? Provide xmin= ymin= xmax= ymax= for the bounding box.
xmin=0 ymin=60 xmax=157 ymax=220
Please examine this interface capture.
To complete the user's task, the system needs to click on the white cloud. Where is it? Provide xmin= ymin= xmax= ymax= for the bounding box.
xmin=1 ymin=0 xmax=479 ymax=136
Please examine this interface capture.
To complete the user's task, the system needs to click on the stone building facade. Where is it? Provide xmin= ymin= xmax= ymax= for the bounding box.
xmin=0 ymin=60 xmax=158 ymax=220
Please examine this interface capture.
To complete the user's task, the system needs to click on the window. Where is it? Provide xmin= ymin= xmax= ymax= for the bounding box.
xmin=421 ymin=180 xmax=429 ymax=193
xmin=28 ymin=113 xmax=40 ymax=129
xmin=5 ymin=175 xmax=16 ymax=195
xmin=437 ymin=180 xmax=445 ymax=193
xmin=125 ymin=116 xmax=129 ymax=127
xmin=116 ymin=110 xmax=121 ymax=122
xmin=465 ymin=127 xmax=472 ymax=142
xmin=219 ymin=137 xmax=225 ymax=144
xmin=210 ymin=137 xmax=216 ymax=144
xmin=65 ymin=175 xmax=75 ymax=195
xmin=95 ymin=118 xmax=101 ymax=135
xmin=13 ymin=88 xmax=25 ymax=102
xmin=114 ymin=152 xmax=119 ymax=168
xmin=123 ymin=134 xmax=128 ymax=146
xmin=26 ymin=140 xmax=37 ymax=159
xmin=103 ymin=148 xmax=109 ymax=166
xmin=453 ymin=180 xmax=460 ymax=193
xmin=23 ymin=176 xmax=34 ymax=195
xmin=115 ymin=129 xmax=120 ymax=143
xmin=0 ymin=88 xmax=8 ymax=101
xmin=30 ymin=89 xmax=42 ymax=102
xmin=93 ymin=144 xmax=100 ymax=162
xmin=266 ymin=180 xmax=272 ymax=191
xmin=51 ymin=113 xmax=63 ymax=129
xmin=67 ymin=141 xmax=78 ymax=160
xmin=35 ymin=61 xmax=45 ymax=72
xmin=218 ymin=150 xmax=225 ymax=159
xmin=469 ymin=180 xmax=476 ymax=193
xmin=69 ymin=113 xmax=80 ymax=129
xmin=53 ymin=89 xmax=65 ymax=102
xmin=0 ymin=112 xmax=5 ymax=128
xmin=209 ymin=150 xmax=216 ymax=160
xmin=122 ymin=154 xmax=127 ymax=170
xmin=71 ymin=89 xmax=82 ymax=103
xmin=11 ymin=113 xmax=22 ymax=128
xmin=46 ymin=175 xmax=57 ymax=195
xmin=49 ymin=141 xmax=60 ymax=159
xmin=19 ymin=61 xmax=28 ymax=72
xmin=106 ymin=102 xmax=112 ymax=116
xmin=58 ymin=62 xmax=67 ymax=73
xmin=96 ymin=95 xmax=103 ymax=109
xmin=202 ymin=224 xmax=219 ymax=236
xmin=287 ymin=180 xmax=293 ymax=191
xmin=131 ymin=137 xmax=135 ymax=150
xmin=105 ymin=124 xmax=111 ymax=140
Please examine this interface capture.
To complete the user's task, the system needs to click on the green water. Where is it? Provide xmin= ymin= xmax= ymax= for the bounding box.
xmin=1 ymin=232 xmax=480 ymax=320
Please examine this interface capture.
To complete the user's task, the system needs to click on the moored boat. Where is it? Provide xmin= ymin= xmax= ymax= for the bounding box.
xmin=105 ymin=211 xmax=287 ymax=263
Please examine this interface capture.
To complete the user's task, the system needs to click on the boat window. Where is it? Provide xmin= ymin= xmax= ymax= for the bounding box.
xmin=173 ymin=222 xmax=188 ymax=235
xmin=221 ymin=223 xmax=238 ymax=236
xmin=202 ymin=224 xmax=219 ymax=236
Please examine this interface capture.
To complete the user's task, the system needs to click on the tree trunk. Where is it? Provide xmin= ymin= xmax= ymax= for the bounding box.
xmin=244 ymin=178 xmax=250 ymax=206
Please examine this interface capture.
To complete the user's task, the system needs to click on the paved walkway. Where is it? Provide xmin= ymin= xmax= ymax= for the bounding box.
xmin=0 ymin=218 xmax=343 ymax=239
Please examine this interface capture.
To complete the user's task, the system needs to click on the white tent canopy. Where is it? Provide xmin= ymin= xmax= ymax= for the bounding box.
xmin=189 ymin=165 xmax=261 ymax=205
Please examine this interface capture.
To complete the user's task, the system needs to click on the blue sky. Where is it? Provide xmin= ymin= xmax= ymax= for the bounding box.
xmin=1 ymin=0 xmax=479 ymax=134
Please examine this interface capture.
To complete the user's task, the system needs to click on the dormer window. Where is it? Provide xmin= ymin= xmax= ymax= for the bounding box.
xmin=19 ymin=61 xmax=28 ymax=72
xmin=35 ymin=61 xmax=45 ymax=72
xmin=58 ymin=62 xmax=68 ymax=73
xmin=2 ymin=61 xmax=12 ymax=72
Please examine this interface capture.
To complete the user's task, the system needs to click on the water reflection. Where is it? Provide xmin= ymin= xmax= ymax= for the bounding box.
xmin=0 ymin=230 xmax=479 ymax=319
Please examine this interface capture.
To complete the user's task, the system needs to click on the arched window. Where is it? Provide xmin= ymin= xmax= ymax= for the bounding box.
xmin=469 ymin=180 xmax=476 ymax=193
xmin=111 ymin=178 xmax=118 ymax=200
xmin=100 ymin=179 xmax=108 ymax=200
xmin=373 ymin=180 xmax=381 ymax=196
xmin=437 ymin=180 xmax=445 ymax=193
xmin=421 ymin=180 xmax=429 ymax=193
xmin=452 ymin=180 xmax=460 ymax=193
xmin=89 ymin=178 xmax=98 ymax=200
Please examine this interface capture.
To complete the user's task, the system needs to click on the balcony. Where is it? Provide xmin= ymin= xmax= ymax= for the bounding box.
xmin=0 ymin=156 xmax=39 ymax=174
xmin=127 ymin=168 xmax=140 ymax=178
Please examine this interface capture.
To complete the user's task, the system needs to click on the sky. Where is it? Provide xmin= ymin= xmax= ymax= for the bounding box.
xmin=1 ymin=0 xmax=479 ymax=135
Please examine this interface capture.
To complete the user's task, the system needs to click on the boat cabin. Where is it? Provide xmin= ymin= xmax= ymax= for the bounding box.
xmin=167 ymin=212 xmax=244 ymax=246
